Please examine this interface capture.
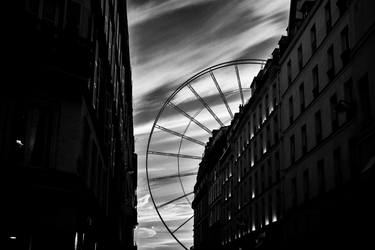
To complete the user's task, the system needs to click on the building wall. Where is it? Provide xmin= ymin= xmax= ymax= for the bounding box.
xmin=279 ymin=0 xmax=375 ymax=248
xmin=280 ymin=0 xmax=375 ymax=203
xmin=3 ymin=1 xmax=137 ymax=249
xmin=193 ymin=1 xmax=375 ymax=249
xmin=193 ymin=128 xmax=227 ymax=249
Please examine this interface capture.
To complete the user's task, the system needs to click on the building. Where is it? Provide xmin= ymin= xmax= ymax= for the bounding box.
xmin=193 ymin=52 xmax=283 ymax=249
xmin=279 ymin=0 xmax=375 ymax=248
xmin=193 ymin=0 xmax=375 ymax=249
xmin=193 ymin=127 xmax=228 ymax=250
xmin=2 ymin=1 xmax=137 ymax=249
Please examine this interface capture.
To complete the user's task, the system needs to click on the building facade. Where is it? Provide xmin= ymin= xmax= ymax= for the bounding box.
xmin=279 ymin=0 xmax=375 ymax=248
xmin=3 ymin=1 xmax=137 ymax=249
xmin=193 ymin=0 xmax=375 ymax=249
xmin=193 ymin=53 xmax=283 ymax=249
xmin=193 ymin=128 xmax=228 ymax=250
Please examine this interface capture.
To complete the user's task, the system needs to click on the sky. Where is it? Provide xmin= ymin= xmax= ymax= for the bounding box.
xmin=127 ymin=0 xmax=290 ymax=249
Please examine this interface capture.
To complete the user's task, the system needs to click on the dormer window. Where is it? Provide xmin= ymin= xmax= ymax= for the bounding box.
xmin=301 ymin=0 xmax=315 ymax=18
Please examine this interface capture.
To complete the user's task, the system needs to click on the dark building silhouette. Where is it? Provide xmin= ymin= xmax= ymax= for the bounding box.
xmin=193 ymin=0 xmax=375 ymax=249
xmin=2 ymin=1 xmax=137 ymax=249
xmin=193 ymin=127 xmax=228 ymax=250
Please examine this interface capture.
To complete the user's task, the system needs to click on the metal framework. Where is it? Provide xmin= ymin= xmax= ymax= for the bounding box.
xmin=146 ymin=59 xmax=266 ymax=249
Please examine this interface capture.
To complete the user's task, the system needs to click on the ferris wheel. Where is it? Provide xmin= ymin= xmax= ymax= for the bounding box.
xmin=146 ymin=59 xmax=266 ymax=249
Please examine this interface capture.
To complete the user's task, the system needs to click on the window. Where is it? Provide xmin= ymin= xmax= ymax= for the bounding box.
xmin=303 ymin=169 xmax=309 ymax=202
xmin=104 ymin=0 xmax=109 ymax=36
xmin=272 ymin=83 xmax=277 ymax=107
xmin=250 ymin=147 xmax=255 ymax=167
xmin=317 ymin=159 xmax=326 ymax=195
xmin=290 ymin=135 xmax=295 ymax=164
xmin=358 ymin=74 xmax=371 ymax=121
xmin=325 ymin=2 xmax=332 ymax=34
xmin=301 ymin=124 xmax=307 ymax=154
xmin=287 ymin=60 xmax=292 ymax=85
xmin=298 ymin=45 xmax=303 ymax=71
xmin=348 ymin=137 xmax=356 ymax=177
xmin=93 ymin=41 xmax=99 ymax=108
xmin=28 ymin=0 xmax=40 ymax=14
xmin=101 ymin=0 xmax=104 ymax=11
xmin=43 ymin=0 xmax=58 ymax=22
xmin=301 ymin=0 xmax=314 ymax=17
xmin=11 ymin=106 xmax=52 ymax=167
xmin=337 ymin=0 xmax=350 ymax=15
xmin=253 ymin=113 xmax=257 ymax=133
xmin=259 ymin=104 xmax=263 ymax=125
xmin=82 ymin=121 xmax=90 ymax=179
xmin=327 ymin=45 xmax=335 ymax=80
xmin=260 ymin=131 xmax=267 ymax=155
xmin=267 ymin=159 xmax=273 ymax=185
xmin=299 ymin=83 xmax=305 ymax=112
xmin=315 ymin=110 xmax=322 ymax=143
xmin=249 ymin=176 xmax=253 ymax=198
xmin=265 ymin=94 xmax=269 ymax=116
xmin=330 ymin=93 xmax=339 ymax=130
xmin=289 ymin=96 xmax=294 ymax=124
xmin=266 ymin=124 xmax=271 ymax=149
xmin=310 ymin=24 xmax=317 ymax=52
xmin=247 ymin=121 xmax=251 ymax=140
xmin=275 ymin=152 xmax=280 ymax=180
xmin=273 ymin=115 xmax=279 ymax=143
xmin=239 ymin=136 xmax=243 ymax=154
xmin=67 ymin=1 xmax=82 ymax=34
xmin=244 ymin=180 xmax=248 ymax=202
xmin=291 ymin=177 xmax=297 ymax=207
xmin=333 ymin=147 xmax=343 ymax=186
xmin=261 ymin=165 xmax=265 ymax=192
xmin=91 ymin=144 xmax=98 ymax=188
xmin=344 ymin=79 xmax=354 ymax=120
xmin=261 ymin=199 xmax=266 ymax=226
xmin=268 ymin=194 xmax=272 ymax=224
xmin=255 ymin=171 xmax=259 ymax=195
xmin=29 ymin=109 xmax=52 ymax=167
xmin=312 ymin=65 xmax=319 ymax=98
xmin=11 ymin=108 xmax=25 ymax=164
xmin=97 ymin=160 xmax=103 ymax=198
xmin=276 ymin=188 xmax=281 ymax=218
xmin=340 ymin=26 xmax=350 ymax=65
xmin=255 ymin=203 xmax=259 ymax=228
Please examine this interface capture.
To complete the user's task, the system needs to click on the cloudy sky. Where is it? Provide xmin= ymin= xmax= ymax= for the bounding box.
xmin=127 ymin=0 xmax=290 ymax=249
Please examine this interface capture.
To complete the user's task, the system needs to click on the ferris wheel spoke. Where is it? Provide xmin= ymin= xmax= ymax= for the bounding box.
xmin=149 ymin=151 xmax=202 ymax=160
xmin=155 ymin=124 xmax=206 ymax=146
xmin=150 ymin=171 xmax=197 ymax=182
xmin=156 ymin=191 xmax=194 ymax=209
xmin=167 ymin=102 xmax=212 ymax=135
xmin=187 ymin=84 xmax=224 ymax=127
xmin=172 ymin=215 xmax=194 ymax=234
xmin=210 ymin=71 xmax=234 ymax=120
xmin=235 ymin=65 xmax=245 ymax=105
